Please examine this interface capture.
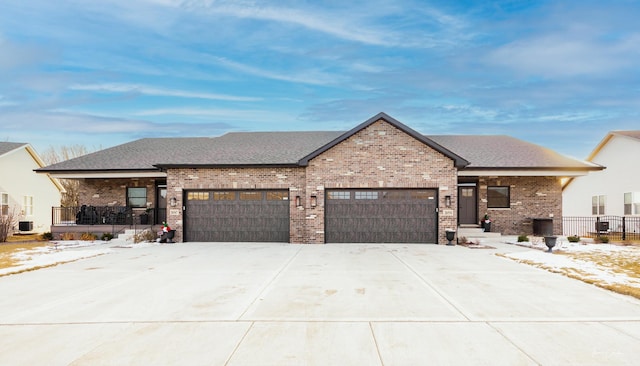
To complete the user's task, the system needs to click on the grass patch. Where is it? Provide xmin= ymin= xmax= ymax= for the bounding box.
xmin=502 ymin=245 xmax=640 ymax=300
xmin=0 ymin=242 xmax=49 ymax=269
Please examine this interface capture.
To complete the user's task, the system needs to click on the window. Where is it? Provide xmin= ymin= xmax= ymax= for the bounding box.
xmin=266 ymin=191 xmax=288 ymax=201
xmin=188 ymin=192 xmax=210 ymax=201
xmin=1 ymin=193 xmax=7 ymax=215
xmin=127 ymin=187 xmax=147 ymax=208
xmin=23 ymin=196 xmax=33 ymax=216
xmin=212 ymin=192 xmax=232 ymax=201
xmin=239 ymin=191 xmax=261 ymax=201
xmin=592 ymin=195 xmax=606 ymax=215
xmin=487 ymin=186 xmax=510 ymax=208
xmin=328 ymin=191 xmax=350 ymax=200
xmin=355 ymin=191 xmax=378 ymax=200
xmin=624 ymin=192 xmax=640 ymax=215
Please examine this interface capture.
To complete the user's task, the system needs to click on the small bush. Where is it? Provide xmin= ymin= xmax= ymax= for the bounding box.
xmin=61 ymin=232 xmax=75 ymax=241
xmin=133 ymin=229 xmax=156 ymax=243
xmin=101 ymin=232 xmax=114 ymax=241
xmin=41 ymin=232 xmax=54 ymax=241
xmin=567 ymin=235 xmax=580 ymax=243
xmin=517 ymin=235 xmax=529 ymax=242
xmin=599 ymin=236 xmax=610 ymax=243
xmin=81 ymin=232 xmax=98 ymax=241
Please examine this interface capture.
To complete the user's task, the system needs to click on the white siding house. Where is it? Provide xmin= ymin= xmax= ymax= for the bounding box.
xmin=0 ymin=143 xmax=63 ymax=233
xmin=563 ymin=131 xmax=640 ymax=217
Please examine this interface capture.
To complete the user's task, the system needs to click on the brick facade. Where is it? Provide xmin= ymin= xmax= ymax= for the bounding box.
xmin=477 ymin=176 xmax=563 ymax=235
xmin=304 ymin=120 xmax=458 ymax=244
xmin=73 ymin=119 xmax=564 ymax=244
xmin=167 ymin=167 xmax=306 ymax=243
xmin=78 ymin=177 xmax=159 ymax=209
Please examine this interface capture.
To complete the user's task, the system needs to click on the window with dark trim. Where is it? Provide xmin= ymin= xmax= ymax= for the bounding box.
xmin=127 ymin=187 xmax=147 ymax=208
xmin=487 ymin=186 xmax=510 ymax=208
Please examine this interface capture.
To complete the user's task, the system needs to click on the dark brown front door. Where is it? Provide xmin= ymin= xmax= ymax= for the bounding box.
xmin=458 ymin=186 xmax=477 ymax=225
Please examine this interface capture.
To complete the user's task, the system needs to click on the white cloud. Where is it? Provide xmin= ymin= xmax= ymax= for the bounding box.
xmin=485 ymin=24 xmax=640 ymax=78
xmin=209 ymin=56 xmax=337 ymax=85
xmin=69 ymin=83 xmax=261 ymax=102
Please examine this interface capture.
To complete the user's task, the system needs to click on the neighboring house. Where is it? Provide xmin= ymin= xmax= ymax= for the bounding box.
xmin=563 ymin=131 xmax=640 ymax=218
xmin=0 ymin=142 xmax=63 ymax=234
xmin=37 ymin=113 xmax=600 ymax=244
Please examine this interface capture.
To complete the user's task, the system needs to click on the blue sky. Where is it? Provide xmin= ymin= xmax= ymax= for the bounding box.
xmin=1 ymin=0 xmax=639 ymax=160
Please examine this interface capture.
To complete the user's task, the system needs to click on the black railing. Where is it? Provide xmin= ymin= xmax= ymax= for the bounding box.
xmin=52 ymin=206 xmax=166 ymax=226
xmin=563 ymin=216 xmax=640 ymax=241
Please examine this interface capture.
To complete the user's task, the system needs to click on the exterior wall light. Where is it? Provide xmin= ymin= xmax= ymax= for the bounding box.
xmin=445 ymin=195 xmax=451 ymax=207
xmin=295 ymin=195 xmax=301 ymax=207
xmin=170 ymin=197 xmax=177 ymax=207
xmin=310 ymin=195 xmax=317 ymax=207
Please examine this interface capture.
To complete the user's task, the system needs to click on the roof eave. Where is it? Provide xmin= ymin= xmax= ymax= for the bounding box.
xmin=154 ymin=163 xmax=300 ymax=169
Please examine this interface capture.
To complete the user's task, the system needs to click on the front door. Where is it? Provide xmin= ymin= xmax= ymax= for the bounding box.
xmin=458 ymin=186 xmax=477 ymax=225
xmin=156 ymin=183 xmax=167 ymax=224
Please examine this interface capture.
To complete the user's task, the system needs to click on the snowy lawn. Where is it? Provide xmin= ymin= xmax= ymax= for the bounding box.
xmin=0 ymin=240 xmax=117 ymax=276
xmin=502 ymin=237 xmax=640 ymax=299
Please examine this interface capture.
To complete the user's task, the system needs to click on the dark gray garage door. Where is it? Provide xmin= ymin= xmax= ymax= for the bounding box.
xmin=184 ymin=190 xmax=290 ymax=242
xmin=325 ymin=189 xmax=437 ymax=243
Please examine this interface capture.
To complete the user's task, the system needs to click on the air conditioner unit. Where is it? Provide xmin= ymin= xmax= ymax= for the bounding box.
xmin=19 ymin=221 xmax=33 ymax=231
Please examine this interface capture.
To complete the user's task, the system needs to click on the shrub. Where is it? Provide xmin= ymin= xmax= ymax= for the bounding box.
xmin=599 ymin=236 xmax=610 ymax=243
xmin=41 ymin=232 xmax=54 ymax=241
xmin=0 ymin=206 xmax=18 ymax=243
xmin=81 ymin=232 xmax=98 ymax=241
xmin=101 ymin=232 xmax=114 ymax=241
xmin=133 ymin=229 xmax=156 ymax=243
xmin=567 ymin=235 xmax=580 ymax=243
xmin=61 ymin=232 xmax=75 ymax=241
xmin=517 ymin=235 xmax=529 ymax=242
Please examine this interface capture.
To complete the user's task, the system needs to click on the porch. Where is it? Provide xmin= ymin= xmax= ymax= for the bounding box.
xmin=51 ymin=206 xmax=166 ymax=238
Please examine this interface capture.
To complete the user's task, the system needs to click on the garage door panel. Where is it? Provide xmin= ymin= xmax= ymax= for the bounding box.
xmin=185 ymin=190 xmax=289 ymax=242
xmin=326 ymin=189 xmax=437 ymax=244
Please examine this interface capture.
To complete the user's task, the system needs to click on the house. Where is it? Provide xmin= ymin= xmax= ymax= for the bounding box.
xmin=562 ymin=130 xmax=640 ymax=236
xmin=37 ymin=113 xmax=600 ymax=244
xmin=0 ymin=142 xmax=63 ymax=234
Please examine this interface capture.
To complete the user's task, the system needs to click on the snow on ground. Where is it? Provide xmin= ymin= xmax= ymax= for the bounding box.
xmin=2 ymin=240 xmax=118 ymax=276
xmin=502 ymin=237 xmax=640 ymax=292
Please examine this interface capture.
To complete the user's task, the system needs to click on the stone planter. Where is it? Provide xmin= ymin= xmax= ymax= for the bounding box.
xmin=544 ymin=236 xmax=557 ymax=252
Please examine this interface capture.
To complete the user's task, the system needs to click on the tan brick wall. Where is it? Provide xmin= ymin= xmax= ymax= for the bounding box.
xmin=305 ymin=120 xmax=457 ymax=244
xmin=167 ymin=167 xmax=306 ymax=243
xmin=78 ymin=178 xmax=158 ymax=208
xmin=477 ymin=176 xmax=563 ymax=235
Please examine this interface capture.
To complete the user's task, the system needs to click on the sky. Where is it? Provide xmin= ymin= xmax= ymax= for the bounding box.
xmin=1 ymin=0 xmax=639 ymax=161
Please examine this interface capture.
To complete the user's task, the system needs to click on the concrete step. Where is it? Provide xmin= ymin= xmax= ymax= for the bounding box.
xmin=456 ymin=227 xmax=502 ymax=239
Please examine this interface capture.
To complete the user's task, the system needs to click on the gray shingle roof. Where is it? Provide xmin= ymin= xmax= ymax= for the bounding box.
xmin=0 ymin=142 xmax=28 ymax=157
xmin=427 ymin=135 xmax=595 ymax=169
xmin=38 ymin=129 xmax=597 ymax=172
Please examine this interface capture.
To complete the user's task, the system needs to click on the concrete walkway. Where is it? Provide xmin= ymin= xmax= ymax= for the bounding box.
xmin=1 ymin=241 xmax=639 ymax=365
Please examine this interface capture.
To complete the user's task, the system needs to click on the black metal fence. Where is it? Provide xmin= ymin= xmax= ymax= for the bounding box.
xmin=52 ymin=206 xmax=166 ymax=226
xmin=563 ymin=216 xmax=640 ymax=241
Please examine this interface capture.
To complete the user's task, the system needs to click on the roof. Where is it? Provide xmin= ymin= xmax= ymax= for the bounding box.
xmin=37 ymin=113 xmax=598 ymax=175
xmin=0 ymin=142 xmax=28 ymax=157
xmin=587 ymin=130 xmax=640 ymax=161
xmin=427 ymin=135 xmax=598 ymax=170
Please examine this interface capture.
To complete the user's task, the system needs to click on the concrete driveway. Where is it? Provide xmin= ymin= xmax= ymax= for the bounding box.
xmin=1 ymin=241 xmax=639 ymax=365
